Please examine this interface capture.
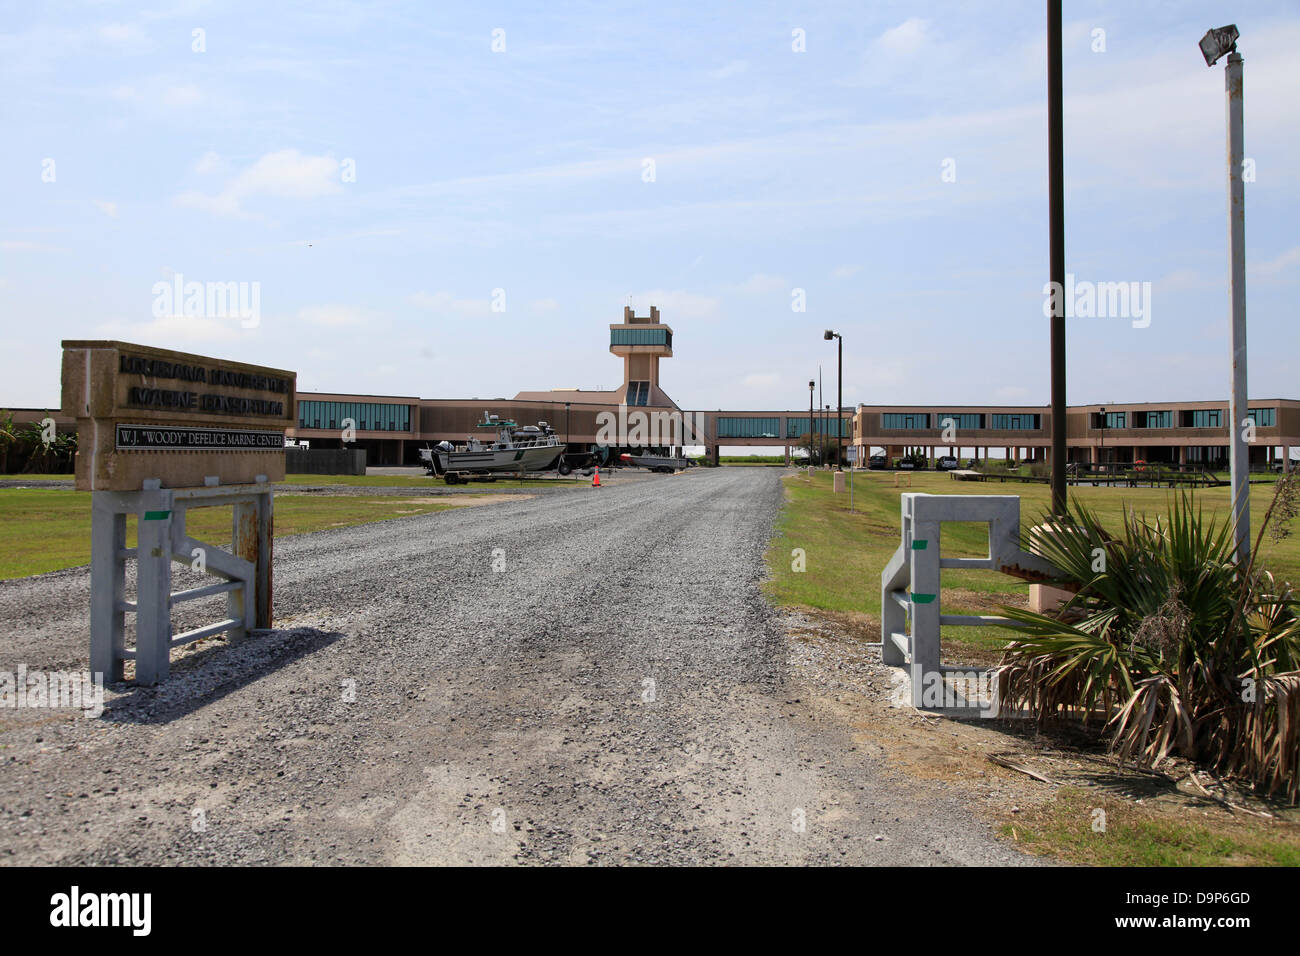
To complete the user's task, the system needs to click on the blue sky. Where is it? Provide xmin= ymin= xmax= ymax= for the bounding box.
xmin=3 ymin=1 xmax=1297 ymax=413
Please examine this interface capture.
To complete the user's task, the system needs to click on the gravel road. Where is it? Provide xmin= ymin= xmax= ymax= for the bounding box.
xmin=0 ymin=467 xmax=1032 ymax=865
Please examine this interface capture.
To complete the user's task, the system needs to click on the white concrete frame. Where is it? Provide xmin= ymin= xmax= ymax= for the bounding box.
xmin=881 ymin=493 xmax=1057 ymax=708
xmin=91 ymin=481 xmax=273 ymax=685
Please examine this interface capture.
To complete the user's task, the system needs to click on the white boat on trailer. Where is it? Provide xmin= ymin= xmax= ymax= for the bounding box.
xmin=619 ymin=452 xmax=692 ymax=473
xmin=420 ymin=413 xmax=565 ymax=484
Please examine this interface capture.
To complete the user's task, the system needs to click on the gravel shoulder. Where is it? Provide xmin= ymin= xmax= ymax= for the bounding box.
xmin=0 ymin=468 xmax=1035 ymax=865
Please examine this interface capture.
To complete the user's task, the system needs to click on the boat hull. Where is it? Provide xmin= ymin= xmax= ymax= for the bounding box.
xmin=440 ymin=443 xmax=565 ymax=474
xmin=625 ymin=455 xmax=690 ymax=472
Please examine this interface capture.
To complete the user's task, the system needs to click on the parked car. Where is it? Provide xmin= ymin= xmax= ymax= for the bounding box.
xmin=937 ymin=456 xmax=959 ymax=471
xmin=867 ymin=453 xmax=888 ymax=470
xmin=895 ymin=459 xmax=916 ymax=470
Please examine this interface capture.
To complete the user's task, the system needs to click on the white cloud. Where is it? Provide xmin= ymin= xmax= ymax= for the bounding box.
xmin=407 ymin=290 xmax=492 ymax=316
xmin=97 ymin=313 xmax=245 ymax=345
xmin=93 ymin=200 xmax=118 ymax=218
xmin=736 ymin=273 xmax=786 ymax=295
xmin=99 ymin=23 xmax=144 ymax=46
xmin=629 ymin=289 xmax=721 ymax=321
xmin=1253 ymin=246 xmax=1300 ymax=277
xmin=1 ymin=240 xmax=60 ymax=252
xmin=874 ymin=18 xmax=929 ymax=57
xmin=175 ymin=149 xmax=343 ymax=218
xmin=708 ymin=60 xmax=748 ymax=80
xmin=163 ymin=84 xmax=201 ymax=106
xmin=297 ymin=305 xmax=369 ymax=328
xmin=195 ymin=151 xmax=223 ymax=174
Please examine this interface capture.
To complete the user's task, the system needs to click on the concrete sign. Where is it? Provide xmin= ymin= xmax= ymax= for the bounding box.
xmin=61 ymin=341 xmax=296 ymax=685
xmin=61 ymin=340 xmax=296 ymax=491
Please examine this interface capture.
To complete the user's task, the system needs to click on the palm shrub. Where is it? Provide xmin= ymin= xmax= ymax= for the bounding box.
xmin=994 ymin=480 xmax=1300 ymax=801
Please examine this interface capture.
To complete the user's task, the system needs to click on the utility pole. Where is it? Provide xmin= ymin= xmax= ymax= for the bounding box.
xmin=1047 ymin=0 xmax=1067 ymax=517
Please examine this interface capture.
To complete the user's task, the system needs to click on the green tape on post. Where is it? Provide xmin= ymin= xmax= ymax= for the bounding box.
xmin=910 ymin=592 xmax=936 ymax=604
xmin=911 ymin=539 xmax=928 ymax=550
xmin=142 ymin=510 xmax=172 ymax=521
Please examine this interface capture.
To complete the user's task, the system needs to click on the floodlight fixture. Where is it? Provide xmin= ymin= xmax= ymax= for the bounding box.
xmin=1199 ymin=24 xmax=1239 ymax=67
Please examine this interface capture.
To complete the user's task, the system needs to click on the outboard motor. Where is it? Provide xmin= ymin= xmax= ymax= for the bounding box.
xmin=425 ymin=440 xmax=453 ymax=476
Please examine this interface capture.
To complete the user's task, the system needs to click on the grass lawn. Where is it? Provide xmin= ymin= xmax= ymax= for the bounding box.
xmin=720 ymin=455 xmax=789 ymax=465
xmin=765 ymin=470 xmax=1300 ymax=659
xmin=0 ymin=488 xmax=471 ymax=579
xmin=1002 ymin=787 xmax=1300 ymax=866
xmin=767 ymin=470 xmax=1300 ymax=865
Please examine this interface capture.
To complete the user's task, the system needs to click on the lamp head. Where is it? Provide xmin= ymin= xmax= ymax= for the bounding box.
xmin=1199 ymin=25 xmax=1239 ymax=67
xmin=823 ymin=330 xmax=835 ymax=340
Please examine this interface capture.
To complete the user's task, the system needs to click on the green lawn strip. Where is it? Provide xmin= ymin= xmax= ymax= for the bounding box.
xmin=1002 ymin=787 xmax=1300 ymax=866
xmin=764 ymin=471 xmax=1300 ymax=652
xmin=0 ymin=489 xmax=468 ymax=579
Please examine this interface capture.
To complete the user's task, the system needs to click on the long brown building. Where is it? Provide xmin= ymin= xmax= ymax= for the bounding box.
xmin=9 ymin=307 xmax=1298 ymax=471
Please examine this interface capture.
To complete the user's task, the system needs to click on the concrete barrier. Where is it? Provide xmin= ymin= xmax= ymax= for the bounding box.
xmin=285 ymin=448 xmax=367 ymax=476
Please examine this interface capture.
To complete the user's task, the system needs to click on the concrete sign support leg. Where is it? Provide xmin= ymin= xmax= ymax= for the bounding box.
xmin=135 ymin=488 xmax=174 ymax=685
xmin=89 ymin=497 xmax=127 ymax=683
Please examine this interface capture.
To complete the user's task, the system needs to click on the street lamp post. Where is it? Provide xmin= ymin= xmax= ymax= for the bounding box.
xmin=1200 ymin=23 xmax=1250 ymax=563
xmin=824 ymin=330 xmax=843 ymax=470
xmin=808 ymin=380 xmax=815 ymax=466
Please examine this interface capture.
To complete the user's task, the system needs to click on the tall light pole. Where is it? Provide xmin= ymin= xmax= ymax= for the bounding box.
xmin=824 ymin=330 xmax=843 ymax=471
xmin=1201 ymin=24 xmax=1250 ymax=563
xmin=818 ymin=368 xmax=824 ymax=467
xmin=1047 ymin=0 xmax=1067 ymax=517
xmin=808 ymin=380 xmax=815 ymax=465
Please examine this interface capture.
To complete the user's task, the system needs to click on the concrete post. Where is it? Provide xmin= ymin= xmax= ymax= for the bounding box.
xmin=89 ymin=494 xmax=127 ymax=683
xmin=134 ymin=489 xmax=174 ymax=685
xmin=230 ymin=491 xmax=272 ymax=634
xmin=908 ymin=515 xmax=941 ymax=688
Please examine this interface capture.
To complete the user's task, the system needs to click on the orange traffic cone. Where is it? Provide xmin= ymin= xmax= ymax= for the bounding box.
xmin=592 ymin=466 xmax=601 ymax=487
